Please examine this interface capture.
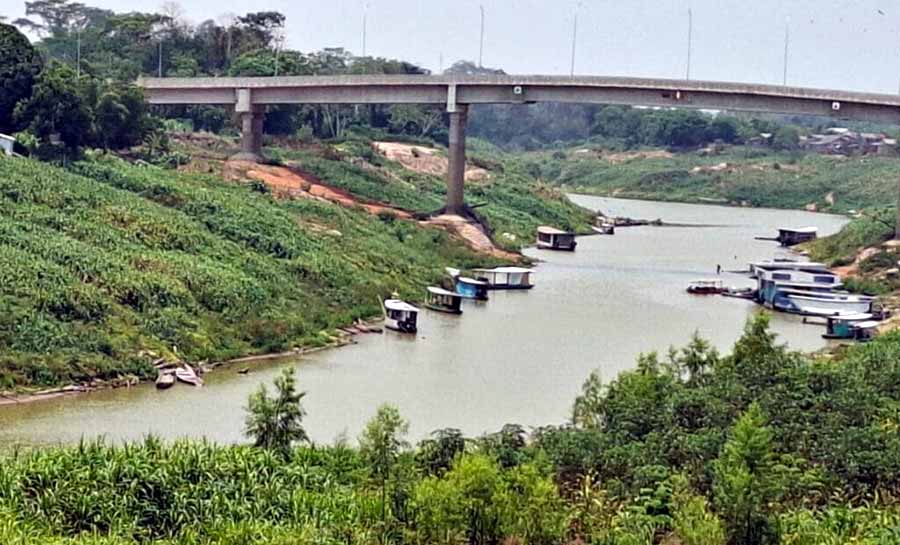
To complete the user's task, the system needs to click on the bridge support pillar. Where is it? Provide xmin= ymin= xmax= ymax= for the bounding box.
xmin=446 ymin=105 xmax=468 ymax=215
xmin=231 ymin=102 xmax=265 ymax=162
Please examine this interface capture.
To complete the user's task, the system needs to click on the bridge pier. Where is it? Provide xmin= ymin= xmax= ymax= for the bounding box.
xmin=230 ymin=88 xmax=265 ymax=162
xmin=446 ymin=105 xmax=468 ymax=215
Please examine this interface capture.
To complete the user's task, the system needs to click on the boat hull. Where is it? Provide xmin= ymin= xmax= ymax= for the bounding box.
xmin=425 ymin=304 xmax=463 ymax=315
xmin=786 ymin=295 xmax=873 ymax=315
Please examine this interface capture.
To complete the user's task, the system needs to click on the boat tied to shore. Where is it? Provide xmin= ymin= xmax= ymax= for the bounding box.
xmin=471 ymin=267 xmax=535 ymax=290
xmin=383 ymin=298 xmax=420 ymax=333
xmin=536 ymin=226 xmax=577 ymax=251
xmin=425 ymin=287 xmax=466 ymax=314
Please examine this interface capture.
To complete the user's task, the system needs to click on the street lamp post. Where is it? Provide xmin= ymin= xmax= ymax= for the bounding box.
xmin=479 ymin=5 xmax=485 ymax=67
xmin=686 ymin=8 xmax=693 ymax=80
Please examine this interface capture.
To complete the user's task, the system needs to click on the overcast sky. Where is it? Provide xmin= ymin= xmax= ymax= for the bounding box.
xmin=3 ymin=0 xmax=900 ymax=94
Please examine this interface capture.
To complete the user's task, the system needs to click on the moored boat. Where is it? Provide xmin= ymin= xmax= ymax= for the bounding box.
xmin=471 ymin=267 xmax=534 ymax=290
xmin=175 ymin=365 xmax=203 ymax=387
xmin=383 ymin=298 xmax=420 ymax=333
xmin=686 ymin=279 xmax=724 ymax=295
xmin=755 ymin=227 xmax=818 ymax=247
xmin=455 ymin=276 xmax=489 ymax=301
xmin=536 ymin=226 xmax=577 ymax=251
xmin=785 ymin=292 xmax=874 ymax=315
xmin=425 ymin=287 xmax=465 ymax=314
xmin=155 ymin=371 xmax=175 ymax=389
xmin=821 ymin=313 xmax=876 ymax=340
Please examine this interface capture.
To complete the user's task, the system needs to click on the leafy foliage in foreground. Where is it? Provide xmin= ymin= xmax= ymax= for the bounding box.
xmin=2 ymin=316 xmax=900 ymax=544
xmin=0 ymin=155 xmax=488 ymax=388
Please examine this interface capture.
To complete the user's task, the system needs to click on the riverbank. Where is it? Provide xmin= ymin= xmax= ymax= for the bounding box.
xmin=531 ymin=144 xmax=900 ymax=214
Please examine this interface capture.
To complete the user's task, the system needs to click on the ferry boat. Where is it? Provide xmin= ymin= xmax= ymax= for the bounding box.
xmin=471 ymin=267 xmax=534 ymax=290
xmin=455 ymin=276 xmax=489 ymax=301
xmin=383 ymin=298 xmax=420 ymax=333
xmin=425 ymin=287 xmax=465 ymax=314
xmin=536 ymin=226 xmax=577 ymax=251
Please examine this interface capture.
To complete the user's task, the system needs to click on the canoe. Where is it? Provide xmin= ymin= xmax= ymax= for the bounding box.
xmin=155 ymin=372 xmax=175 ymax=390
xmin=175 ymin=365 xmax=203 ymax=387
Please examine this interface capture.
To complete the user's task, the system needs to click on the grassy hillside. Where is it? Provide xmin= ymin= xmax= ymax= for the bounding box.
xmin=529 ymin=146 xmax=900 ymax=213
xmin=0 ymin=155 xmax=501 ymax=390
xmin=267 ymin=137 xmax=595 ymax=248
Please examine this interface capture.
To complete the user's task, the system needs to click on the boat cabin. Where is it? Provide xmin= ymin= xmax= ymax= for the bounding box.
xmin=471 ymin=267 xmax=534 ymax=290
xmin=777 ymin=227 xmax=818 ymax=246
xmin=687 ymin=279 xmax=724 ymax=295
xmin=426 ymin=286 xmax=465 ymax=314
xmin=756 ymin=269 xmax=842 ymax=311
xmin=383 ymin=299 xmax=420 ymax=333
xmin=749 ymin=260 xmax=828 ymax=278
xmin=536 ymin=226 xmax=577 ymax=251
xmin=455 ymin=276 xmax=489 ymax=300
xmin=823 ymin=313 xmax=874 ymax=339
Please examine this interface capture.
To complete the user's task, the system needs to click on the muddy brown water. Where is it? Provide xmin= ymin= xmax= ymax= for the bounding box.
xmin=0 ymin=196 xmax=849 ymax=449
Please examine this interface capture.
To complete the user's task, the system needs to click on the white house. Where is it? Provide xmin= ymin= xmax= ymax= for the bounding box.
xmin=0 ymin=134 xmax=14 ymax=157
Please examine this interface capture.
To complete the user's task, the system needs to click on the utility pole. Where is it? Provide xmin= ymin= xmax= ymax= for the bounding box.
xmin=782 ymin=18 xmax=790 ymax=86
xmin=158 ymin=40 xmax=163 ymax=77
xmin=362 ymin=3 xmax=369 ymax=57
xmin=570 ymin=7 xmax=578 ymax=76
xmin=439 ymin=52 xmax=444 ymax=74
xmin=478 ymin=5 xmax=485 ymax=67
xmin=686 ymin=8 xmax=692 ymax=80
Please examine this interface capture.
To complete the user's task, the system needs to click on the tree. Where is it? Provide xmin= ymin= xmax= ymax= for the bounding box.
xmin=713 ymin=404 xmax=779 ymax=545
xmin=0 ymin=23 xmax=42 ymax=134
xmin=772 ymin=125 xmax=800 ymax=150
xmin=14 ymin=62 xmax=92 ymax=154
xmin=359 ymin=403 xmax=410 ymax=537
xmin=244 ymin=367 xmax=309 ymax=456
xmin=417 ymin=427 xmax=466 ymax=476
xmin=389 ymin=104 xmax=444 ymax=138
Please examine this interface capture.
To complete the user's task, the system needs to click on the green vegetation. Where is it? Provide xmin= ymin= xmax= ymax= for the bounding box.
xmin=529 ymin=146 xmax=900 ymax=213
xmin=0 ymin=155 xmax=493 ymax=389
xmin=244 ymin=367 xmax=309 ymax=456
xmin=268 ymin=137 xmax=594 ymax=246
xmin=2 ymin=315 xmax=900 ymax=543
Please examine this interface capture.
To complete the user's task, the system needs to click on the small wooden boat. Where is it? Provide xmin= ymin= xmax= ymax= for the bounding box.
xmin=722 ymin=286 xmax=757 ymax=299
xmin=536 ymin=226 xmax=577 ymax=251
xmin=592 ymin=223 xmax=615 ymax=235
xmin=455 ymin=276 xmax=489 ymax=301
xmin=155 ymin=371 xmax=175 ymax=389
xmin=686 ymin=279 xmax=724 ymax=295
xmin=175 ymin=365 xmax=203 ymax=387
xmin=426 ymin=286 xmax=465 ymax=314
xmin=821 ymin=313 xmax=875 ymax=340
xmin=383 ymin=298 xmax=420 ymax=333
xmin=471 ymin=267 xmax=534 ymax=290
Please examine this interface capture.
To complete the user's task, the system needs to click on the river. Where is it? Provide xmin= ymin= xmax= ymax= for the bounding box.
xmin=0 ymin=196 xmax=849 ymax=448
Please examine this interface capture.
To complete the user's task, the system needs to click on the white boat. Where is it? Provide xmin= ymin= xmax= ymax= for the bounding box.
xmin=749 ymin=260 xmax=829 ymax=278
xmin=471 ymin=267 xmax=534 ymax=290
xmin=383 ymin=299 xmax=420 ymax=333
xmin=786 ymin=292 xmax=874 ymax=315
xmin=175 ymin=365 xmax=203 ymax=387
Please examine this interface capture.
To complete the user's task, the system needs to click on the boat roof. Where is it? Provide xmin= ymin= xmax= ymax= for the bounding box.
xmin=427 ymin=286 xmax=461 ymax=298
xmin=802 ymin=307 xmax=867 ymax=317
xmin=537 ymin=226 xmax=571 ymax=235
xmin=690 ymin=279 xmax=723 ymax=285
xmin=472 ymin=266 xmax=533 ymax=274
xmin=787 ymin=292 xmax=872 ymax=301
xmin=752 ymin=260 xmax=828 ymax=270
xmin=854 ymin=321 xmax=880 ymax=329
xmin=384 ymin=299 xmax=419 ymax=312
xmin=779 ymin=226 xmax=818 ymax=234
xmin=826 ymin=313 xmax=874 ymax=321
xmin=457 ymin=276 xmax=487 ymax=285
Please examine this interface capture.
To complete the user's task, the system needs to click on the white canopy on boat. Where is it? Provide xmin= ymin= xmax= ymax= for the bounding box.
xmin=825 ymin=313 xmax=874 ymax=321
xmin=802 ymin=307 xmax=869 ymax=317
xmin=384 ymin=299 xmax=419 ymax=312
xmin=537 ymin=226 xmax=570 ymax=235
xmin=473 ymin=266 xmax=533 ymax=274
xmin=427 ymin=287 xmax=462 ymax=298
xmin=780 ymin=227 xmax=818 ymax=234
xmin=854 ymin=321 xmax=880 ymax=329
xmin=457 ymin=276 xmax=487 ymax=285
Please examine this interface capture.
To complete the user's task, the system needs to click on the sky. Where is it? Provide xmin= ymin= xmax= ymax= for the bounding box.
xmin=3 ymin=0 xmax=900 ymax=94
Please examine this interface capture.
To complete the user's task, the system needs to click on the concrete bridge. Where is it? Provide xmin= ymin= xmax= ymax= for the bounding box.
xmin=139 ymin=75 xmax=900 ymax=226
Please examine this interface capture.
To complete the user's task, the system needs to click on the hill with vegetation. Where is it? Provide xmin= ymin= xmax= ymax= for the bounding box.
xmin=525 ymin=145 xmax=900 ymax=214
xmin=1 ymin=315 xmax=899 ymax=544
